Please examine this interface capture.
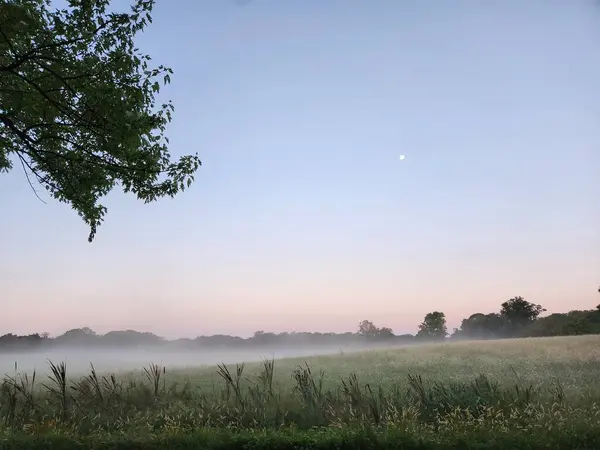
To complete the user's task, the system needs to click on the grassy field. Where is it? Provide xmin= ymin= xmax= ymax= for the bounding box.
xmin=2 ymin=335 xmax=600 ymax=449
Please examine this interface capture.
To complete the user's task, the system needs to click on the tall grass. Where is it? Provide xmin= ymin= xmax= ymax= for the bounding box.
xmin=1 ymin=355 xmax=599 ymax=438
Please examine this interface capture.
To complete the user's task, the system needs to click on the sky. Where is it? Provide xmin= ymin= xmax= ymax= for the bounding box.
xmin=1 ymin=0 xmax=599 ymax=339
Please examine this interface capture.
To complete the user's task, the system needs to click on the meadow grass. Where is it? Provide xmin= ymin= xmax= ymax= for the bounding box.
xmin=2 ymin=335 xmax=600 ymax=449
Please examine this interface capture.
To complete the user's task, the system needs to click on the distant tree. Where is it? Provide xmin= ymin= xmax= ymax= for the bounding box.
xmin=61 ymin=327 xmax=96 ymax=337
xmin=101 ymin=330 xmax=163 ymax=346
xmin=452 ymin=312 xmax=506 ymax=340
xmin=251 ymin=331 xmax=278 ymax=345
xmin=378 ymin=327 xmax=395 ymax=338
xmin=54 ymin=327 xmax=98 ymax=346
xmin=397 ymin=333 xmax=415 ymax=342
xmin=0 ymin=0 xmax=201 ymax=241
xmin=358 ymin=320 xmax=379 ymax=338
xmin=417 ymin=311 xmax=447 ymax=341
xmin=500 ymin=297 xmax=545 ymax=334
xmin=80 ymin=327 xmax=97 ymax=336
xmin=357 ymin=320 xmax=395 ymax=339
xmin=522 ymin=308 xmax=600 ymax=337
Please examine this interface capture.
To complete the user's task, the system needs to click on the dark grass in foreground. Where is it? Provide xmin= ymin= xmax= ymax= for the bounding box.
xmin=3 ymin=427 xmax=600 ymax=450
xmin=1 ymin=336 xmax=600 ymax=448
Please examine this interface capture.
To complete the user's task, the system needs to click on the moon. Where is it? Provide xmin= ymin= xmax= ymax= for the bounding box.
xmin=399 ymin=155 xmax=405 ymax=161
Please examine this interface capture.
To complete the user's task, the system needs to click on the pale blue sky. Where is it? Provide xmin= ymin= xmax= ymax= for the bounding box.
xmin=1 ymin=0 xmax=599 ymax=338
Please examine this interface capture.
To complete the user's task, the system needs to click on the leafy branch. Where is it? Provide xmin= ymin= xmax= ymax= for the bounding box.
xmin=0 ymin=0 xmax=201 ymax=241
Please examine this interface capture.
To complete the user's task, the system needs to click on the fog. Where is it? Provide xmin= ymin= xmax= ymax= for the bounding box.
xmin=0 ymin=342 xmax=405 ymax=376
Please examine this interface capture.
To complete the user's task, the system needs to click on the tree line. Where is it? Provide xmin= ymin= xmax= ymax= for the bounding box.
xmin=2 ymin=294 xmax=600 ymax=352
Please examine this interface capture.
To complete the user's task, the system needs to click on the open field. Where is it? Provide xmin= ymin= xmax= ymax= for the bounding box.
xmin=3 ymin=335 xmax=600 ymax=449
xmin=165 ymin=334 xmax=600 ymax=393
xmin=0 ymin=344 xmax=374 ymax=376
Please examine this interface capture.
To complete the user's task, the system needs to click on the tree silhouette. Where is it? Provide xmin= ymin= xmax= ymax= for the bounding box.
xmin=357 ymin=320 xmax=395 ymax=339
xmin=358 ymin=320 xmax=379 ymax=338
xmin=500 ymin=297 xmax=545 ymax=328
xmin=417 ymin=311 xmax=448 ymax=341
xmin=378 ymin=327 xmax=394 ymax=338
xmin=454 ymin=312 xmax=505 ymax=339
xmin=0 ymin=0 xmax=200 ymax=241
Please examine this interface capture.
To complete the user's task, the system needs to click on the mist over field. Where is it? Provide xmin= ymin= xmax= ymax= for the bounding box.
xmin=0 ymin=341 xmax=406 ymax=376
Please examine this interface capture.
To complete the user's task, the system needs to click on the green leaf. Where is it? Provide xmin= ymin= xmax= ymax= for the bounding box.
xmin=0 ymin=0 xmax=201 ymax=242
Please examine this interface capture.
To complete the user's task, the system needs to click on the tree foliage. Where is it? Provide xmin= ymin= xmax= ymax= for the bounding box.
xmin=450 ymin=294 xmax=600 ymax=340
xmin=0 ymin=0 xmax=201 ymax=241
xmin=453 ymin=312 xmax=506 ymax=339
xmin=357 ymin=320 xmax=379 ymax=337
xmin=500 ymin=296 xmax=545 ymax=333
xmin=4 ymin=290 xmax=600 ymax=351
xmin=0 ymin=327 xmax=409 ymax=352
xmin=357 ymin=320 xmax=395 ymax=339
xmin=417 ymin=311 xmax=447 ymax=341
